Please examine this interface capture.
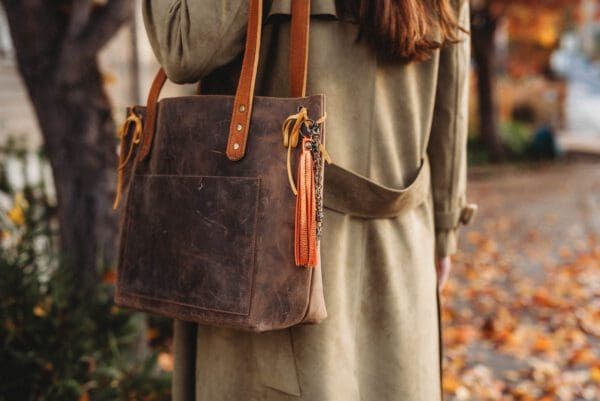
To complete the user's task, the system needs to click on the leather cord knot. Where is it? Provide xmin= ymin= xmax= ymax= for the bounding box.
xmin=113 ymin=110 xmax=143 ymax=209
xmin=282 ymin=107 xmax=330 ymax=195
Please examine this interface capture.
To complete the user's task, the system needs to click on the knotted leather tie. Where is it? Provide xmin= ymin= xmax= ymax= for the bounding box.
xmin=282 ymin=107 xmax=330 ymax=194
xmin=113 ymin=110 xmax=143 ymax=209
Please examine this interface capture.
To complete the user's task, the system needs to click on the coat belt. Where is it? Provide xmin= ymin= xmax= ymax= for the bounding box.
xmin=323 ymin=157 xmax=430 ymax=219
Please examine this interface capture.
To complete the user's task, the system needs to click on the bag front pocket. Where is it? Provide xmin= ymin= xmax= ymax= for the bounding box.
xmin=119 ymin=174 xmax=261 ymax=316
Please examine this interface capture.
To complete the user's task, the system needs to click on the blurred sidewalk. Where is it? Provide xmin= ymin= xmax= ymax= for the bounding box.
xmin=443 ymin=162 xmax=600 ymax=401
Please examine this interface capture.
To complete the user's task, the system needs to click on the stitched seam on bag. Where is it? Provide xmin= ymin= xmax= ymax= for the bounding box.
xmin=118 ymin=293 xmax=267 ymax=331
xmin=245 ymin=176 xmax=261 ymax=322
xmin=117 ymin=290 xmax=250 ymax=316
xmin=120 ymin=174 xmax=260 ymax=317
xmin=152 ymin=174 xmax=258 ymax=314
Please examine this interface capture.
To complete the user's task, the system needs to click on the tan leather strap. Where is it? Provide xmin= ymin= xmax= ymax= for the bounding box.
xmin=228 ymin=0 xmax=311 ymax=159
xmin=225 ymin=0 xmax=264 ymax=161
xmin=290 ymin=0 xmax=311 ymax=98
xmin=139 ymin=68 xmax=167 ymax=160
xmin=139 ymin=0 xmax=311 ymax=162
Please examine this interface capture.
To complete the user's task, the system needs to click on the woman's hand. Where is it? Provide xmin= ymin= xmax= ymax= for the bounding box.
xmin=436 ymin=256 xmax=452 ymax=289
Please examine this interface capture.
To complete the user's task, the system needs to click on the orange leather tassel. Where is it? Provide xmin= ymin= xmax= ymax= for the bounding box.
xmin=295 ymin=137 xmax=319 ymax=268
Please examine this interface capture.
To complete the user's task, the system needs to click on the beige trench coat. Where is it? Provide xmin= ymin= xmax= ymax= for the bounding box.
xmin=142 ymin=0 xmax=471 ymax=400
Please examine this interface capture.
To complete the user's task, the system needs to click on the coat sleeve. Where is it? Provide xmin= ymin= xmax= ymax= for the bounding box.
xmin=427 ymin=0 xmax=474 ymax=257
xmin=142 ymin=0 xmax=250 ymax=83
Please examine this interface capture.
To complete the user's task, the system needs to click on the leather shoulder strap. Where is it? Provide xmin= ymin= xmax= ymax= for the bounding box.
xmin=139 ymin=0 xmax=311 ymax=162
xmin=227 ymin=0 xmax=311 ymax=160
xmin=290 ymin=0 xmax=311 ymax=98
xmin=225 ymin=0 xmax=264 ymax=161
xmin=139 ymin=68 xmax=167 ymax=160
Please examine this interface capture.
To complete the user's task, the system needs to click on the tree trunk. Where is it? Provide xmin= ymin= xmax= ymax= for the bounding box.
xmin=28 ymin=69 xmax=118 ymax=294
xmin=471 ymin=6 xmax=505 ymax=162
xmin=2 ymin=0 xmax=131 ymax=297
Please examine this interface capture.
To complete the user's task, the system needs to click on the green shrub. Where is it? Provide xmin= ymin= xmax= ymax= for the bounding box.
xmin=0 ymin=141 xmax=171 ymax=401
xmin=500 ymin=120 xmax=532 ymax=157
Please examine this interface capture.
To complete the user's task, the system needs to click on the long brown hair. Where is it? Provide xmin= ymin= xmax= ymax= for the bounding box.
xmin=336 ymin=0 xmax=462 ymax=62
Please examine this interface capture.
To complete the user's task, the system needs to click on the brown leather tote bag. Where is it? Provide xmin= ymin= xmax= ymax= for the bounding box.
xmin=113 ymin=0 xmax=328 ymax=332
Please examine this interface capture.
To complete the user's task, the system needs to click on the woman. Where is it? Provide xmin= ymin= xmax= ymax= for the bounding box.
xmin=143 ymin=0 xmax=473 ymax=400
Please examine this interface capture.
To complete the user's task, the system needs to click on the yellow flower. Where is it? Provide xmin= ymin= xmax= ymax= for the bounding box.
xmin=7 ymin=192 xmax=29 ymax=226
xmin=33 ymin=305 xmax=47 ymax=317
xmin=7 ymin=205 xmax=24 ymax=226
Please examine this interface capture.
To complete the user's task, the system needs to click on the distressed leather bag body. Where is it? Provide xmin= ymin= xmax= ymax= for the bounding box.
xmin=114 ymin=0 xmax=328 ymax=332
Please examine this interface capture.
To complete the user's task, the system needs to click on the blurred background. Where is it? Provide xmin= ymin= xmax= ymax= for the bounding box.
xmin=0 ymin=1 xmax=599 ymax=400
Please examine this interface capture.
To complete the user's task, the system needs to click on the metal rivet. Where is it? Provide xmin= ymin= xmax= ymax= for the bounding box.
xmin=239 ymin=104 xmax=246 ymax=112
xmin=233 ymin=143 xmax=240 ymax=150
xmin=236 ymin=123 xmax=243 ymax=131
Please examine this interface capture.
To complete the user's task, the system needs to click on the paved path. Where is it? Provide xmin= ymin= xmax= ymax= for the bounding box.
xmin=442 ymin=162 xmax=600 ymax=401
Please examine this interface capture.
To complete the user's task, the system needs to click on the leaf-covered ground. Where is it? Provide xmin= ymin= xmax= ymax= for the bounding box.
xmin=442 ymin=162 xmax=600 ymax=401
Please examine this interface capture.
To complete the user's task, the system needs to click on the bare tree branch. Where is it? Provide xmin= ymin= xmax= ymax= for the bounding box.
xmin=57 ymin=0 xmax=132 ymax=84
xmin=80 ymin=0 xmax=133 ymax=56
